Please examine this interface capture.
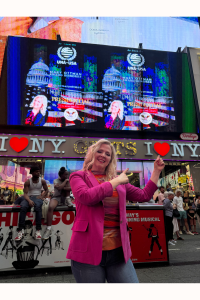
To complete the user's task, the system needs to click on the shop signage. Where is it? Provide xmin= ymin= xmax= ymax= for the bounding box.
xmin=180 ymin=133 xmax=198 ymax=141
xmin=0 ymin=210 xmax=74 ymax=270
xmin=1 ymin=134 xmax=200 ymax=161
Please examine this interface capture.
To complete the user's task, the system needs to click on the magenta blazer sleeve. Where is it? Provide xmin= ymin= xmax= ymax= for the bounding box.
xmin=69 ymin=172 xmax=113 ymax=206
xmin=125 ymin=180 xmax=158 ymax=202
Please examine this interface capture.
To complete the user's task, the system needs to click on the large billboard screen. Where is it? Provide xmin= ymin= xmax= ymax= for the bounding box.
xmin=5 ymin=36 xmax=197 ymax=133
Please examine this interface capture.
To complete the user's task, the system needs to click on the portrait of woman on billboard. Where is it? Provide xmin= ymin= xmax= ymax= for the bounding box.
xmin=105 ymin=100 xmax=125 ymax=130
xmin=25 ymin=95 xmax=48 ymax=126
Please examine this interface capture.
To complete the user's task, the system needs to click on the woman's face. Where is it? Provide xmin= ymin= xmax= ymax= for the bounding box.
xmin=177 ymin=191 xmax=181 ymax=197
xmin=33 ymin=97 xmax=43 ymax=109
xmin=92 ymin=144 xmax=112 ymax=172
xmin=111 ymin=102 xmax=120 ymax=114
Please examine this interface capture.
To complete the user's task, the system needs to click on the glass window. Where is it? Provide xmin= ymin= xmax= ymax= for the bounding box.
xmin=122 ymin=161 xmax=144 ymax=187
xmin=143 ymin=162 xmax=154 ymax=185
xmin=0 ymin=157 xmax=43 ymax=204
xmin=116 ymin=161 xmax=122 ymax=174
xmin=43 ymin=159 xmax=84 ymax=185
xmin=0 ymin=158 xmax=16 ymax=204
xmin=66 ymin=160 xmax=84 ymax=173
xmin=44 ymin=159 xmax=67 ymax=184
xmin=15 ymin=158 xmax=43 ymax=197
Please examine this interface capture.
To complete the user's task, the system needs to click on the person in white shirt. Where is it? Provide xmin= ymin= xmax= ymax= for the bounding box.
xmin=173 ymin=189 xmax=193 ymax=235
xmin=15 ymin=166 xmax=48 ymax=241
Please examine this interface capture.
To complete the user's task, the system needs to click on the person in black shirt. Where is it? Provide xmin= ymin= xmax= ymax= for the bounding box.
xmin=187 ymin=203 xmax=198 ymax=235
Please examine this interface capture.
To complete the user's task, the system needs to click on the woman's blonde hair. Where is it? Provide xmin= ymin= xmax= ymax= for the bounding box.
xmin=164 ymin=191 xmax=169 ymax=198
xmin=175 ymin=189 xmax=183 ymax=196
xmin=30 ymin=95 xmax=47 ymax=116
xmin=82 ymin=139 xmax=117 ymax=180
xmin=108 ymin=100 xmax=124 ymax=120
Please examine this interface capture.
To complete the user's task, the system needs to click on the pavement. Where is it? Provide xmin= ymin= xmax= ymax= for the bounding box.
xmin=0 ymin=226 xmax=200 ymax=283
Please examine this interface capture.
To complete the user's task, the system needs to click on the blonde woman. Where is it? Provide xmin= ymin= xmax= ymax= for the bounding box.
xmin=105 ymin=100 xmax=125 ymax=130
xmin=67 ymin=139 xmax=165 ymax=283
xmin=25 ymin=95 xmax=47 ymax=126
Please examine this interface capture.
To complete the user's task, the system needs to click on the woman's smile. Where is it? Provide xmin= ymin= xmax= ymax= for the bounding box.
xmin=91 ymin=144 xmax=111 ymax=173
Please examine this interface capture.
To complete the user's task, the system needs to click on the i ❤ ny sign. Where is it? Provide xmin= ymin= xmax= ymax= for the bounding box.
xmin=0 ymin=134 xmax=199 ymax=161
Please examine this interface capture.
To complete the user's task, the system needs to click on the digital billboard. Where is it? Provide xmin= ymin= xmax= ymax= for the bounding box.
xmin=5 ymin=36 xmax=197 ymax=133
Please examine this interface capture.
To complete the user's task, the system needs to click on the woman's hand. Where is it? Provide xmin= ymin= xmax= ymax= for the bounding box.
xmin=150 ymin=156 xmax=165 ymax=185
xmin=117 ymin=168 xmax=129 ymax=185
xmin=154 ymin=155 xmax=165 ymax=172
xmin=110 ymin=168 xmax=129 ymax=189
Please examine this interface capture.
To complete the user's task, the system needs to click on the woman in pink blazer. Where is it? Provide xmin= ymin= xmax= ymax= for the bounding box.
xmin=67 ymin=139 xmax=165 ymax=283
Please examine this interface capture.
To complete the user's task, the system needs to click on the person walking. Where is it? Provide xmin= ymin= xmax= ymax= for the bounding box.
xmin=163 ymin=191 xmax=175 ymax=245
xmin=187 ymin=203 xmax=198 ymax=235
xmin=167 ymin=184 xmax=173 ymax=192
xmin=66 ymin=139 xmax=165 ymax=283
xmin=173 ymin=189 xmax=194 ymax=236
xmin=183 ymin=197 xmax=191 ymax=232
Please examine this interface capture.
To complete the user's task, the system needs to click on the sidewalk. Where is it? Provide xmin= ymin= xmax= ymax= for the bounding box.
xmin=0 ymin=230 xmax=200 ymax=283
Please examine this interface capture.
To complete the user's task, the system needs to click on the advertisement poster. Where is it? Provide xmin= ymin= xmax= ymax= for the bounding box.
xmin=6 ymin=35 xmax=193 ymax=134
xmin=0 ymin=210 xmax=74 ymax=270
xmin=127 ymin=209 xmax=168 ymax=263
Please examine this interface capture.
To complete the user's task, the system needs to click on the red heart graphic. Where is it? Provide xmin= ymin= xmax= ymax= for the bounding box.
xmin=9 ymin=137 xmax=29 ymax=153
xmin=154 ymin=142 xmax=170 ymax=156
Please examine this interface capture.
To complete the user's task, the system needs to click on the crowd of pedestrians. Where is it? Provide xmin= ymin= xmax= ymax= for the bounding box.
xmin=157 ymin=187 xmax=200 ymax=246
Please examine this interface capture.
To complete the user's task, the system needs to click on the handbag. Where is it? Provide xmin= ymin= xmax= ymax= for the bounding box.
xmin=173 ymin=208 xmax=180 ymax=218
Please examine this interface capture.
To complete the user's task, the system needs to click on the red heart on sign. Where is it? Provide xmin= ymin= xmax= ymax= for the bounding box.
xmin=154 ymin=142 xmax=170 ymax=156
xmin=9 ymin=137 xmax=29 ymax=153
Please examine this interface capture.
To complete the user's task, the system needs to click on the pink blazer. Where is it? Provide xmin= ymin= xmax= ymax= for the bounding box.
xmin=66 ymin=170 xmax=157 ymax=266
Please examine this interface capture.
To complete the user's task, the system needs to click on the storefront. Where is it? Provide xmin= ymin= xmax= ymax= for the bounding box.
xmin=0 ymin=133 xmax=200 ymax=202
xmin=3 ymin=132 xmax=200 ymax=267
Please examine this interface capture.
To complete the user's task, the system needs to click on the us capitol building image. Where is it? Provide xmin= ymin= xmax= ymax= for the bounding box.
xmin=26 ymin=58 xmax=51 ymax=86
